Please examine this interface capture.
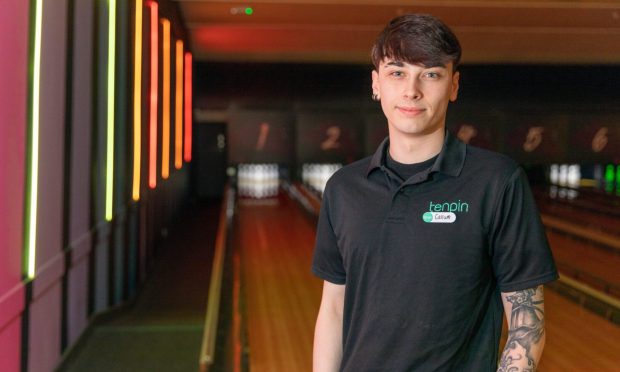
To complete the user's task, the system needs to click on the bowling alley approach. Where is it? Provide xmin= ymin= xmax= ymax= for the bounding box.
xmin=2 ymin=1 xmax=620 ymax=372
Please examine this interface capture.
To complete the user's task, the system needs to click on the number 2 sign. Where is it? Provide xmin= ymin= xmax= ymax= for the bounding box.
xmin=296 ymin=111 xmax=362 ymax=163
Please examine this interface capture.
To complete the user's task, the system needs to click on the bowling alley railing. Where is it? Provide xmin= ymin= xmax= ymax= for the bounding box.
xmin=200 ymin=185 xmax=236 ymax=372
xmin=541 ymin=214 xmax=620 ymax=252
xmin=548 ymin=275 xmax=620 ymax=325
xmin=281 ymin=164 xmax=342 ymax=218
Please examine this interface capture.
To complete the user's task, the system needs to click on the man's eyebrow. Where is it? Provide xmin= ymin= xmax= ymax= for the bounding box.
xmin=383 ymin=60 xmax=448 ymax=69
xmin=384 ymin=60 xmax=404 ymax=67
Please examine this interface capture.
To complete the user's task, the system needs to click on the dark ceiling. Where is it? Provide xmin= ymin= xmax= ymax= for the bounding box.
xmin=174 ymin=0 xmax=620 ymax=64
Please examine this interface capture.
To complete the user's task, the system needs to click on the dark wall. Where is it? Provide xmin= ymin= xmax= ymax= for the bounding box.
xmin=194 ymin=62 xmax=620 ymax=166
xmin=196 ymin=62 xmax=620 ymax=106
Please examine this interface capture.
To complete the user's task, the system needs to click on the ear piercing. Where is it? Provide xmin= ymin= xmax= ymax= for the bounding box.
xmin=372 ymin=93 xmax=380 ymax=101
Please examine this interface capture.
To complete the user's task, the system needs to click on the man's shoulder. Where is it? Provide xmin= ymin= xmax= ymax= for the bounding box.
xmin=464 ymin=145 xmax=520 ymax=177
xmin=324 ymin=156 xmax=373 ymax=190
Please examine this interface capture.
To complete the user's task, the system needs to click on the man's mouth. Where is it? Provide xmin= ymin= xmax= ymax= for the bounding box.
xmin=396 ymin=106 xmax=425 ymax=116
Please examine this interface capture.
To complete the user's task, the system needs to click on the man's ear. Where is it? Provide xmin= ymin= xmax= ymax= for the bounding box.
xmin=371 ymin=69 xmax=380 ymax=96
xmin=450 ymin=71 xmax=460 ymax=102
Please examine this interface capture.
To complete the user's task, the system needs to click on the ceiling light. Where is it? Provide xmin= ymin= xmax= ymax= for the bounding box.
xmin=230 ymin=6 xmax=253 ymax=16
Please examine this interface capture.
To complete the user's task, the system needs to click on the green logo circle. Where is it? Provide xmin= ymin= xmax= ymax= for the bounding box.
xmin=422 ymin=212 xmax=433 ymax=223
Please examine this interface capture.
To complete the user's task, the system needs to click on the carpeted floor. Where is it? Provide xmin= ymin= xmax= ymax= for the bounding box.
xmin=57 ymin=198 xmax=221 ymax=372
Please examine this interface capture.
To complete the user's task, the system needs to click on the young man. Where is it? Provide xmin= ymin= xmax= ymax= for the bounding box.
xmin=312 ymin=14 xmax=558 ymax=371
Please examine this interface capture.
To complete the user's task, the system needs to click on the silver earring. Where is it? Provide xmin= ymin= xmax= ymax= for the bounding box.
xmin=372 ymin=93 xmax=380 ymax=101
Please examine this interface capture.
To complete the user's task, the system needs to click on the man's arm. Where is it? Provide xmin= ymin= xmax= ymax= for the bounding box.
xmin=498 ymin=285 xmax=546 ymax=372
xmin=313 ymin=281 xmax=345 ymax=372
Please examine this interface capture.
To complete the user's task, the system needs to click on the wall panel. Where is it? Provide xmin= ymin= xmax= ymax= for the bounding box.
xmin=66 ymin=0 xmax=95 ymax=346
xmin=0 ymin=1 xmax=29 ymax=369
xmin=28 ymin=283 xmax=63 ymax=372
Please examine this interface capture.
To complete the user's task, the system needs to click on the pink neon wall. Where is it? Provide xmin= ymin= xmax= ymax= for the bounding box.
xmin=0 ymin=1 xmax=29 ymax=371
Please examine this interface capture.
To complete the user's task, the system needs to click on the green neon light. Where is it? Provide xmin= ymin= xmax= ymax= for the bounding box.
xmin=25 ymin=0 xmax=44 ymax=279
xmin=605 ymin=164 xmax=614 ymax=193
xmin=605 ymin=164 xmax=614 ymax=183
xmin=245 ymin=7 xmax=253 ymax=15
xmin=105 ymin=0 xmax=117 ymax=221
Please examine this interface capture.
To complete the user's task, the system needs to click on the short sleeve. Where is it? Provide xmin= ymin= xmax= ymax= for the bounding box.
xmin=489 ymin=167 xmax=559 ymax=292
xmin=311 ymin=188 xmax=346 ymax=284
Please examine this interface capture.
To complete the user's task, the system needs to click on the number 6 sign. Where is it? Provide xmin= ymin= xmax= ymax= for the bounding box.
xmin=523 ymin=126 xmax=545 ymax=152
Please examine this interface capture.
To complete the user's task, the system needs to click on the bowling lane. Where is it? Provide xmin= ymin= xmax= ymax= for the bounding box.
xmin=234 ymin=189 xmax=620 ymax=371
xmin=547 ymin=230 xmax=620 ymax=297
xmin=539 ymin=288 xmax=620 ymax=371
xmin=535 ymin=188 xmax=620 ymax=238
xmin=234 ymin=193 xmax=322 ymax=372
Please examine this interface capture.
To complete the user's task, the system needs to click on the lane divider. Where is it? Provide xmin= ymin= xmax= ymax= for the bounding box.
xmin=541 ymin=213 xmax=620 ymax=252
xmin=200 ymin=186 xmax=235 ymax=371
xmin=549 ymin=273 xmax=620 ymax=325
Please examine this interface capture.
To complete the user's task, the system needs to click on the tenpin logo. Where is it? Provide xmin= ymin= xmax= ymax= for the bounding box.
xmin=422 ymin=200 xmax=469 ymax=223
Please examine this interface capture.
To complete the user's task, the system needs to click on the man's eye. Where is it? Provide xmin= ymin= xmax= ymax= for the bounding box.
xmin=390 ymin=71 xmax=404 ymax=77
xmin=424 ymin=72 xmax=440 ymax=79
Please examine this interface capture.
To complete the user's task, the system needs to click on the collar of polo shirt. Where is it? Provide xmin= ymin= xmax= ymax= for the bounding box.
xmin=366 ymin=130 xmax=466 ymax=179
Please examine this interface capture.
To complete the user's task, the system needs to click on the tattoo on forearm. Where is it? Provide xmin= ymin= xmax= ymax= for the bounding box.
xmin=498 ymin=287 xmax=545 ymax=372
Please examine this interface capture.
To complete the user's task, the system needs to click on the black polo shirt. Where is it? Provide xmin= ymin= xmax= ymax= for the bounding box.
xmin=312 ymin=131 xmax=558 ymax=371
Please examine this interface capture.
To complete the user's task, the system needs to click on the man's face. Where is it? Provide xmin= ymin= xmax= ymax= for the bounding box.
xmin=372 ymin=59 xmax=460 ymax=140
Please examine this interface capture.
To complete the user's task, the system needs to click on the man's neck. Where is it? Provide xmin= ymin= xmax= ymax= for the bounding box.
xmin=388 ymin=128 xmax=445 ymax=164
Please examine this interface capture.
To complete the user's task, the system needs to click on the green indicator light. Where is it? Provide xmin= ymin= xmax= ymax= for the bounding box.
xmin=245 ymin=7 xmax=253 ymax=15
xmin=605 ymin=164 xmax=614 ymax=193
xmin=605 ymin=164 xmax=614 ymax=183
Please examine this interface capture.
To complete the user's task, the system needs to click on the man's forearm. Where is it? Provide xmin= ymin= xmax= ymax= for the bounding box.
xmin=314 ymin=282 xmax=345 ymax=372
xmin=498 ymin=286 xmax=546 ymax=372
xmin=313 ymin=308 xmax=343 ymax=372
xmin=498 ymin=330 xmax=545 ymax=371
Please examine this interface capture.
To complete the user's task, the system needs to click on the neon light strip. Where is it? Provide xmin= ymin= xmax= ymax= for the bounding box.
xmin=161 ymin=18 xmax=170 ymax=179
xmin=105 ymin=0 xmax=117 ymax=220
xmin=605 ymin=164 xmax=615 ymax=193
xmin=132 ymin=0 xmax=143 ymax=200
xmin=147 ymin=1 xmax=158 ymax=189
xmin=605 ymin=164 xmax=614 ymax=183
xmin=184 ymin=52 xmax=192 ymax=162
xmin=25 ymin=0 xmax=44 ymax=279
xmin=175 ymin=40 xmax=183 ymax=169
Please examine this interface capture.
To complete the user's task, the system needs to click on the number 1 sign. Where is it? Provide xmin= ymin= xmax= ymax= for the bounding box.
xmin=228 ymin=110 xmax=294 ymax=164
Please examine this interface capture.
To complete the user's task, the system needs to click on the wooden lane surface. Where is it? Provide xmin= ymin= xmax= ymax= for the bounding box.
xmin=235 ymin=193 xmax=620 ymax=371
xmin=535 ymin=193 xmax=620 ymax=239
xmin=547 ymin=229 xmax=620 ymax=297
xmin=538 ymin=287 xmax=620 ymax=371
xmin=235 ymin=195 xmax=322 ymax=372
xmin=549 ymin=186 xmax=620 ymax=218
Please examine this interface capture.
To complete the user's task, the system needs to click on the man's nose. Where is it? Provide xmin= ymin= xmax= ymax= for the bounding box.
xmin=404 ymin=77 xmax=422 ymax=100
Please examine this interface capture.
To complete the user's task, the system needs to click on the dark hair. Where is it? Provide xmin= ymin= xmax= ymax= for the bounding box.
xmin=371 ymin=14 xmax=461 ymax=71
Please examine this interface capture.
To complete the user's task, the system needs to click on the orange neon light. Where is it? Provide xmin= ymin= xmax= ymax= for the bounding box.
xmin=184 ymin=52 xmax=192 ymax=162
xmin=175 ymin=40 xmax=184 ymax=169
xmin=161 ymin=18 xmax=171 ymax=179
xmin=147 ymin=1 xmax=158 ymax=189
xmin=132 ymin=0 xmax=144 ymax=200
